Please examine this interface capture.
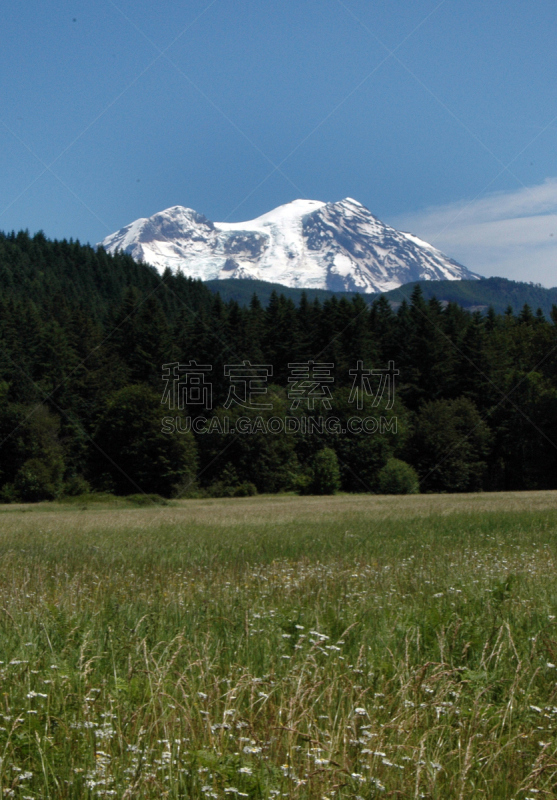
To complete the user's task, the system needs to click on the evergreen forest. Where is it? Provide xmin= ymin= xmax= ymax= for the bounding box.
xmin=1 ymin=229 xmax=556 ymax=501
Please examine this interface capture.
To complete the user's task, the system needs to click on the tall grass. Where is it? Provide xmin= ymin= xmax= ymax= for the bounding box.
xmin=0 ymin=493 xmax=556 ymax=798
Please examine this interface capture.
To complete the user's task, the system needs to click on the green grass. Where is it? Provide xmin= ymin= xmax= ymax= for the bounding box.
xmin=0 ymin=492 xmax=557 ymax=798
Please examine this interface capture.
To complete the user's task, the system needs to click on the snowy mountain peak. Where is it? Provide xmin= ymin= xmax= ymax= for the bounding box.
xmin=239 ymin=198 xmax=326 ymax=223
xmin=99 ymin=198 xmax=481 ymax=293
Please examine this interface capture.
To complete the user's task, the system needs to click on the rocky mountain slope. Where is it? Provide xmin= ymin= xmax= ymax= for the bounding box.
xmin=100 ymin=197 xmax=480 ymax=293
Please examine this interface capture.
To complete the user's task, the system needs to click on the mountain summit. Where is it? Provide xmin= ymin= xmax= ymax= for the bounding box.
xmin=99 ymin=198 xmax=480 ymax=293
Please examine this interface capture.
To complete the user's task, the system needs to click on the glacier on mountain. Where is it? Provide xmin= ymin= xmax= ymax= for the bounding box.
xmin=99 ymin=197 xmax=481 ymax=293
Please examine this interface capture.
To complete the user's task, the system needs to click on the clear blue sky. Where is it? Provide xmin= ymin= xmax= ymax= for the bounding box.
xmin=2 ymin=0 xmax=557 ymax=282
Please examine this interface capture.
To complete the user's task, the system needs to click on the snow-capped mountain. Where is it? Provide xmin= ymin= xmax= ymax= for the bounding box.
xmin=99 ymin=198 xmax=481 ymax=293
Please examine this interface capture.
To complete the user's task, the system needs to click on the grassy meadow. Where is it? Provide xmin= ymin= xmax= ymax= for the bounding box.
xmin=0 ymin=492 xmax=557 ymax=798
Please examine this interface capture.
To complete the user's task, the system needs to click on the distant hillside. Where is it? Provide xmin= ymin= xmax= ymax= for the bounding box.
xmin=382 ymin=277 xmax=557 ymax=317
xmin=206 ymin=276 xmax=557 ymax=318
xmin=204 ymin=278 xmax=364 ymax=306
xmin=0 ymin=230 xmax=214 ymax=320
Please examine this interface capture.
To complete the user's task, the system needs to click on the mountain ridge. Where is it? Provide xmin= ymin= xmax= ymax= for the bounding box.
xmin=203 ymin=276 xmax=557 ymax=318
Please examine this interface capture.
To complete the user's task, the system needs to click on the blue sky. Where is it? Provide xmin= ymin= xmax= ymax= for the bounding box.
xmin=1 ymin=0 xmax=557 ymax=283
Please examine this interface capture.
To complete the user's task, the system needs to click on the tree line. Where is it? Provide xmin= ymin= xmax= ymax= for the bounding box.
xmin=1 ymin=229 xmax=556 ymax=501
